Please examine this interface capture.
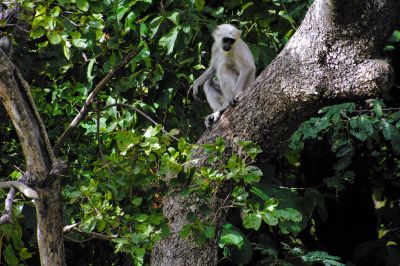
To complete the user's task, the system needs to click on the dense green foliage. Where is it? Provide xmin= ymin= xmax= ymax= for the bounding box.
xmin=0 ymin=0 xmax=400 ymax=265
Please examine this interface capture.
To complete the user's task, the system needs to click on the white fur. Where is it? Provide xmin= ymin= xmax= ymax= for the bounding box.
xmin=193 ymin=24 xmax=256 ymax=128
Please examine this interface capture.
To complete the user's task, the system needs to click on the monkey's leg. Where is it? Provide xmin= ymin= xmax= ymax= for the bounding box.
xmin=204 ymin=80 xmax=224 ymax=111
xmin=204 ymin=80 xmax=225 ymax=128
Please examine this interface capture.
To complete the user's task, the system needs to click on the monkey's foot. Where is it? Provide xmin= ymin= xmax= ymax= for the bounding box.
xmin=205 ymin=112 xmax=221 ymax=129
xmin=229 ymin=96 xmax=239 ymax=107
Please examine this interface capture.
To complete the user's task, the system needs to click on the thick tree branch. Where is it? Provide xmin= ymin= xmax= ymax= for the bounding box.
xmin=0 ymin=50 xmax=54 ymax=176
xmin=53 ymin=50 xmax=139 ymax=156
xmin=0 ymin=45 xmax=66 ymax=266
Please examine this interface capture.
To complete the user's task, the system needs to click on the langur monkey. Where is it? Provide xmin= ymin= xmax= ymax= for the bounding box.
xmin=193 ymin=24 xmax=256 ymax=128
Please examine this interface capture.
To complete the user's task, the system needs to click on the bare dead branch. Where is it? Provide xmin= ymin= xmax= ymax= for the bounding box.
xmin=53 ymin=49 xmax=140 ymax=156
xmin=63 ymin=222 xmax=80 ymax=232
xmin=0 ymin=180 xmax=38 ymax=198
xmin=0 ymin=187 xmax=15 ymax=224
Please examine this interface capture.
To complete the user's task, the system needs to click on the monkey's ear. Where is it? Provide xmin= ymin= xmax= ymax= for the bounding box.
xmin=238 ymin=30 xmax=242 ymax=38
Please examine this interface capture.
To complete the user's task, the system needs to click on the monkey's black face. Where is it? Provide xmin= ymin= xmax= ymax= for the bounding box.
xmin=222 ymin=37 xmax=236 ymax=51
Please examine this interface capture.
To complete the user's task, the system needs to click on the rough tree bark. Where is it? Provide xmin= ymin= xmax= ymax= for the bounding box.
xmin=151 ymin=0 xmax=400 ymax=265
xmin=0 ymin=50 xmax=66 ymax=265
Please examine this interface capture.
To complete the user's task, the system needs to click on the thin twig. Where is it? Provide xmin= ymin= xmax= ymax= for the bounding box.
xmin=63 ymin=224 xmax=117 ymax=241
xmin=96 ymin=102 xmax=105 ymax=160
xmin=53 ymin=49 xmax=140 ymax=156
xmin=345 ymin=107 xmax=400 ymax=114
xmin=1 ymin=23 xmax=29 ymax=33
xmin=95 ymin=102 xmax=112 ymax=173
xmin=64 ymin=235 xmax=94 ymax=243
xmin=213 ymin=194 xmax=231 ymax=222
xmin=102 ymin=103 xmax=179 ymax=141
xmin=270 ymin=183 xmax=326 ymax=190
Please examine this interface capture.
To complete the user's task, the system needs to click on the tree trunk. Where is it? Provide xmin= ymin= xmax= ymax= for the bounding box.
xmin=151 ymin=0 xmax=400 ymax=265
xmin=0 ymin=50 xmax=66 ymax=265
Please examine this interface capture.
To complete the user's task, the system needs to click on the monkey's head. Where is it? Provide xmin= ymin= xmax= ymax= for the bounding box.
xmin=213 ymin=24 xmax=241 ymax=52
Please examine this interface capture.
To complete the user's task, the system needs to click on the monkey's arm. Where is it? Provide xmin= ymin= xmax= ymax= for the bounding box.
xmin=233 ymin=65 xmax=256 ymax=98
xmin=193 ymin=67 xmax=216 ymax=100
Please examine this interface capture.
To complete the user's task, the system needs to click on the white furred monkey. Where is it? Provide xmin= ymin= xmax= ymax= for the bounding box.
xmin=193 ymin=24 xmax=256 ymax=128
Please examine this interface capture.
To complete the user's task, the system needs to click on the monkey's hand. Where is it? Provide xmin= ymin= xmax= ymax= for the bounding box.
xmin=205 ymin=111 xmax=221 ymax=129
xmin=192 ymin=82 xmax=201 ymax=101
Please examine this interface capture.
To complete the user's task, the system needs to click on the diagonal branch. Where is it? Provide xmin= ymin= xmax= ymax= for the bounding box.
xmin=53 ymin=49 xmax=140 ymax=156
xmin=63 ymin=223 xmax=117 ymax=241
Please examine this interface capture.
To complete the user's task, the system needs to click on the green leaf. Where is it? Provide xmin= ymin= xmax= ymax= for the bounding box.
xmin=284 ymin=208 xmax=303 ymax=222
xmin=194 ymin=0 xmax=205 ymax=10
xmin=250 ymin=186 xmax=269 ymax=201
xmin=87 ymin=58 xmax=96 ymax=83
xmin=390 ymin=127 xmax=400 ymax=155
xmin=278 ymin=10 xmax=295 ymax=24
xmin=350 ymin=115 xmax=374 ymax=141
xmin=243 ymin=212 xmax=262 ymax=230
xmin=50 ymin=6 xmax=61 ymax=17
xmin=335 ymin=144 xmax=353 ymax=157
xmin=124 ymin=12 xmax=137 ymax=32
xmin=159 ymin=26 xmax=180 ymax=55
xmin=68 ymin=190 xmax=82 ymax=198
xmin=372 ymin=100 xmax=384 ymax=118
xmin=167 ymin=12 xmax=180 ymax=25
xmin=382 ymin=120 xmax=392 ymax=140
xmin=116 ymin=6 xmax=129 ymax=22
xmin=132 ymin=197 xmax=143 ymax=206
xmin=63 ymin=42 xmax=71 ymax=59
xmin=149 ymin=16 xmax=164 ymax=38
xmin=140 ymin=23 xmax=148 ymax=36
xmin=180 ymin=224 xmax=191 ymax=238
xmin=96 ymin=219 xmax=106 ymax=232
xmin=19 ymin=248 xmax=32 ymax=260
xmin=262 ymin=211 xmax=279 ymax=226
xmin=30 ymin=27 xmax=45 ymax=39
xmin=76 ymin=0 xmax=89 ymax=12
xmin=301 ymin=251 xmax=344 ymax=265
xmin=4 ymin=244 xmax=18 ymax=266
xmin=134 ymin=213 xmax=148 ymax=222
xmin=70 ymin=30 xmax=81 ymax=39
xmin=204 ymin=226 xmax=215 ymax=239
xmin=219 ymin=224 xmax=244 ymax=248
xmin=389 ymin=30 xmax=400 ymax=42
xmin=47 ymin=31 xmax=62 ymax=44
xmin=72 ymin=38 xmax=88 ymax=48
